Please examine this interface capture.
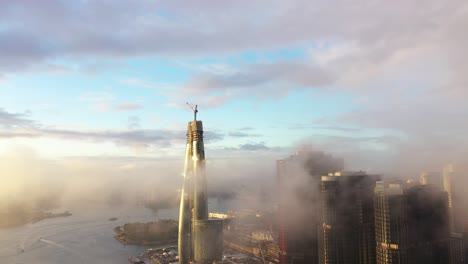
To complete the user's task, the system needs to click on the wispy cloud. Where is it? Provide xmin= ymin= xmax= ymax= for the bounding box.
xmin=79 ymin=91 xmax=142 ymax=112
xmin=0 ymin=108 xmax=35 ymax=128
xmin=0 ymin=109 xmax=223 ymax=148
xmin=95 ymin=102 xmax=143 ymax=112
xmin=288 ymin=123 xmax=362 ymax=132
xmin=239 ymin=142 xmax=271 ymax=151
xmin=228 ymin=131 xmax=261 ymax=138
xmin=181 ymin=61 xmax=332 ymax=98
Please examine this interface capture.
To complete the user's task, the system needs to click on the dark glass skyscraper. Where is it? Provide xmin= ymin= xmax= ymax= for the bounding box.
xmin=405 ymin=185 xmax=450 ymax=264
xmin=318 ymin=172 xmax=380 ymax=264
xmin=374 ymin=182 xmax=452 ymax=264
xmin=463 ymin=228 xmax=468 ymax=264
xmin=277 ymin=150 xmax=344 ymax=264
xmin=374 ymin=181 xmax=407 ymax=264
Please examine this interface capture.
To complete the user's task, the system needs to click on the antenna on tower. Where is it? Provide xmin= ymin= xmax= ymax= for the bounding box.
xmin=186 ymin=102 xmax=198 ymax=121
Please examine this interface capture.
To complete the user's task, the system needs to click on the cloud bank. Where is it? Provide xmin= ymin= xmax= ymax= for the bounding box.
xmin=1 ymin=0 xmax=467 ymax=175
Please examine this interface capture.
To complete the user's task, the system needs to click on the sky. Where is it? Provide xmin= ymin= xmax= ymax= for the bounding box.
xmin=1 ymin=0 xmax=468 ymax=195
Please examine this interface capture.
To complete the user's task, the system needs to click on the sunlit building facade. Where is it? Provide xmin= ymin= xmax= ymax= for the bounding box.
xmin=178 ymin=116 xmax=223 ymax=264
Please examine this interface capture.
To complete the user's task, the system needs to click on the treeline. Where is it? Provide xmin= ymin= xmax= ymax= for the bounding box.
xmin=123 ymin=219 xmax=178 ymax=242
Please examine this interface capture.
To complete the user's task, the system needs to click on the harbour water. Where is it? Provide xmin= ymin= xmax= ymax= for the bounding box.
xmin=0 ymin=206 xmax=178 ymax=264
xmin=0 ymin=196 xmax=256 ymax=264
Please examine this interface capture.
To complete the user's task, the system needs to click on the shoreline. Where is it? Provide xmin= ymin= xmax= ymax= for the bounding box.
xmin=0 ymin=211 xmax=72 ymax=228
xmin=113 ymin=223 xmax=177 ymax=246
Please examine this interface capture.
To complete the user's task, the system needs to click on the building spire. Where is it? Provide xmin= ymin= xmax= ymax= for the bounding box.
xmin=186 ymin=102 xmax=198 ymax=121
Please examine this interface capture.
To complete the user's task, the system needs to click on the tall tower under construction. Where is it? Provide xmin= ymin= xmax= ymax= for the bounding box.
xmin=178 ymin=106 xmax=223 ymax=264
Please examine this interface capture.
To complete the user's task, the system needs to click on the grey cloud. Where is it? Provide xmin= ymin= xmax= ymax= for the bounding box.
xmin=184 ymin=62 xmax=333 ymax=95
xmin=228 ymin=131 xmax=249 ymax=138
xmin=228 ymin=131 xmax=261 ymax=138
xmin=238 ymin=142 xmax=270 ymax=151
xmin=168 ymin=0 xmax=466 ymax=102
xmin=203 ymin=131 xmax=225 ymax=142
xmin=0 ymin=108 xmax=35 ymax=128
xmin=220 ymin=142 xmax=272 ymax=152
xmin=0 ymin=109 xmax=224 ymax=148
xmin=288 ymin=123 xmax=362 ymax=132
xmin=40 ymin=128 xmax=182 ymax=147
xmin=0 ymin=31 xmax=51 ymax=71
xmin=1 ymin=126 xmax=224 ymax=148
xmin=1 ymin=0 xmax=466 ymax=74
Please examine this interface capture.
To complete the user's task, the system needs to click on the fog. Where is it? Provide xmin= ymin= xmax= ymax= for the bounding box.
xmin=0 ymin=145 xmax=279 ymax=216
xmin=0 ymin=147 xmax=180 ymax=214
xmin=0 ymin=137 xmax=466 ymax=264
xmin=1 ymin=141 xmax=466 ymax=214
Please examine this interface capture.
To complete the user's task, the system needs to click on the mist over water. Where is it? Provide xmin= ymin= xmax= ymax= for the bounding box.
xmin=0 ymin=198 xmax=246 ymax=264
xmin=0 ymin=206 xmax=162 ymax=264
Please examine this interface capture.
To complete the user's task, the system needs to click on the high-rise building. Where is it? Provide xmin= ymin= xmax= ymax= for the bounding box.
xmin=375 ymin=180 xmax=460 ymax=264
xmin=442 ymin=164 xmax=466 ymax=264
xmin=443 ymin=164 xmax=466 ymax=234
xmin=277 ymin=150 xmax=343 ymax=264
xmin=405 ymin=185 xmax=451 ymax=264
xmin=419 ymin=172 xmax=443 ymax=189
xmin=448 ymin=233 xmax=465 ymax=264
xmin=463 ymin=225 xmax=468 ymax=264
xmin=318 ymin=172 xmax=380 ymax=264
xmin=178 ymin=109 xmax=223 ymax=264
xmin=444 ymin=164 xmax=459 ymax=233
xmin=374 ymin=180 xmax=408 ymax=264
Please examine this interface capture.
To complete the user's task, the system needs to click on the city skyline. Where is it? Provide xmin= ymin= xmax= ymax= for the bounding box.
xmin=1 ymin=2 xmax=468 ymax=264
